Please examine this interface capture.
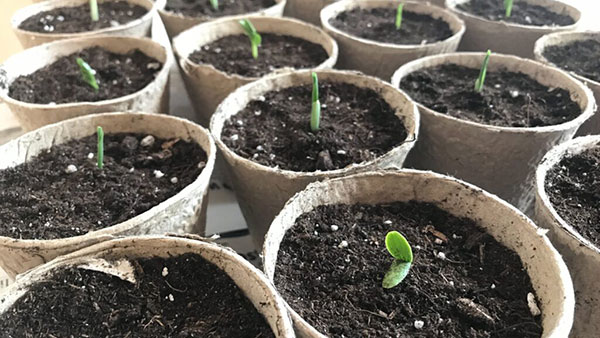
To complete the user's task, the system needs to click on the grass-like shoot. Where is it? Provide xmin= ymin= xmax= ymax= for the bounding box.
xmin=239 ymin=19 xmax=262 ymax=60
xmin=76 ymin=57 xmax=99 ymax=92
xmin=90 ymin=0 xmax=99 ymax=22
xmin=474 ymin=50 xmax=492 ymax=93
xmin=504 ymin=0 xmax=513 ymax=17
xmin=395 ymin=3 xmax=404 ymax=30
xmin=310 ymin=72 xmax=321 ymax=132
xmin=382 ymin=231 xmax=413 ymax=289
xmin=97 ymin=126 xmax=104 ymax=169
xmin=209 ymin=0 xmax=218 ymax=10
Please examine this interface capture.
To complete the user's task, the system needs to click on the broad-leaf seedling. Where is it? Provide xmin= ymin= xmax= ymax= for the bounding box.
xmin=504 ymin=0 xmax=513 ymax=17
xmin=239 ymin=19 xmax=262 ymax=59
xmin=97 ymin=126 xmax=104 ymax=169
xmin=474 ymin=50 xmax=492 ymax=93
xmin=395 ymin=3 xmax=404 ymax=30
xmin=382 ymin=231 xmax=413 ymax=289
xmin=90 ymin=0 xmax=99 ymax=22
xmin=209 ymin=0 xmax=218 ymax=10
xmin=310 ymin=72 xmax=321 ymax=132
xmin=76 ymin=57 xmax=99 ymax=92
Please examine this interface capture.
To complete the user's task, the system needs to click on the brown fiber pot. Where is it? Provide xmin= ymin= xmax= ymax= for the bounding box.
xmin=263 ymin=170 xmax=575 ymax=337
xmin=0 ymin=112 xmax=216 ymax=286
xmin=391 ymin=52 xmax=595 ymax=213
xmin=210 ymin=69 xmax=419 ymax=248
xmin=534 ymin=136 xmax=600 ymax=338
xmin=446 ymin=0 xmax=581 ymax=59
xmin=320 ymin=0 xmax=465 ymax=80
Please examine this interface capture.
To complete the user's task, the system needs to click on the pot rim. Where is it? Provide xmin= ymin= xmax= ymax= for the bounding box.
xmin=158 ymin=0 xmax=286 ymax=19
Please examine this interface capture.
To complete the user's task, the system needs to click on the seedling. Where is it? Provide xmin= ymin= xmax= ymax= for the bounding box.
xmin=209 ymin=0 xmax=218 ymax=10
xmin=382 ymin=231 xmax=413 ymax=289
xmin=395 ymin=3 xmax=404 ymax=30
xmin=76 ymin=57 xmax=99 ymax=92
xmin=504 ymin=0 xmax=513 ymax=17
xmin=97 ymin=126 xmax=104 ymax=169
xmin=310 ymin=72 xmax=321 ymax=132
xmin=474 ymin=50 xmax=492 ymax=93
xmin=90 ymin=0 xmax=99 ymax=22
xmin=239 ymin=19 xmax=262 ymax=59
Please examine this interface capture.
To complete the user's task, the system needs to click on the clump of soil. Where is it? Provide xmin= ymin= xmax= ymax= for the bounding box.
xmin=400 ymin=63 xmax=581 ymax=127
xmin=275 ymin=202 xmax=542 ymax=337
xmin=8 ymin=47 xmax=162 ymax=104
xmin=18 ymin=1 xmax=147 ymax=34
xmin=189 ymin=33 xmax=329 ymax=77
xmin=542 ymin=39 xmax=600 ymax=83
xmin=165 ymin=0 xmax=276 ymax=18
xmin=0 ymin=253 xmax=275 ymax=337
xmin=221 ymin=81 xmax=408 ymax=172
xmin=0 ymin=132 xmax=206 ymax=240
xmin=546 ymin=144 xmax=600 ymax=246
xmin=457 ymin=0 xmax=575 ymax=26
xmin=329 ymin=8 xmax=454 ymax=45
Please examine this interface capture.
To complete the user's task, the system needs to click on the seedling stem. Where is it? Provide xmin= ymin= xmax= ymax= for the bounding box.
xmin=76 ymin=57 xmax=99 ymax=92
xmin=395 ymin=3 xmax=404 ymax=30
xmin=310 ymin=72 xmax=321 ymax=132
xmin=474 ymin=50 xmax=492 ymax=93
xmin=97 ymin=126 xmax=104 ymax=169
xmin=239 ymin=19 xmax=262 ymax=59
xmin=504 ymin=0 xmax=513 ymax=17
xmin=90 ymin=0 xmax=99 ymax=22
xmin=383 ymin=231 xmax=413 ymax=289
xmin=209 ymin=0 xmax=218 ymax=10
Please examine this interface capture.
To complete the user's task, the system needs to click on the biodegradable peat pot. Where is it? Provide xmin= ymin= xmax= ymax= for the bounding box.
xmin=0 ymin=112 xmax=216 ymax=283
xmin=11 ymin=0 xmax=165 ymax=48
xmin=535 ymin=31 xmax=600 ymax=136
xmin=210 ymin=70 xmax=419 ymax=248
xmin=446 ymin=0 xmax=580 ymax=59
xmin=535 ymin=136 xmax=600 ymax=338
xmin=158 ymin=0 xmax=286 ymax=38
xmin=173 ymin=15 xmax=338 ymax=127
xmin=320 ymin=0 xmax=465 ymax=80
xmin=0 ymin=35 xmax=172 ymax=132
xmin=391 ymin=52 xmax=595 ymax=212
xmin=263 ymin=170 xmax=575 ymax=337
xmin=0 ymin=236 xmax=295 ymax=337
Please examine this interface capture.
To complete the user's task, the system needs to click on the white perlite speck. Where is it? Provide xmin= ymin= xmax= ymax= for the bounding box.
xmin=383 ymin=220 xmax=392 ymax=225
xmin=87 ymin=153 xmax=94 ymax=159
xmin=153 ymin=170 xmax=165 ymax=178
xmin=162 ymin=267 xmax=169 ymax=277
xmin=436 ymin=252 xmax=446 ymax=260
xmin=65 ymin=165 xmax=78 ymax=174
xmin=527 ymin=292 xmax=541 ymax=316
xmin=141 ymin=135 xmax=155 ymax=147
xmin=331 ymin=225 xmax=339 ymax=232
xmin=414 ymin=320 xmax=425 ymax=329
xmin=170 ymin=177 xmax=178 ymax=184
xmin=168 ymin=294 xmax=174 ymax=302
xmin=338 ymin=240 xmax=349 ymax=248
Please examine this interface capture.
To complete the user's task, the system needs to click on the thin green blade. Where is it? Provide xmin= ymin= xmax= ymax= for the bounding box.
xmin=383 ymin=260 xmax=411 ymax=289
xmin=385 ymin=231 xmax=413 ymax=262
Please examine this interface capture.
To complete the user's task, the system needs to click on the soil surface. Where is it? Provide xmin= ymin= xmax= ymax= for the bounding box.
xmin=546 ymin=144 xmax=600 ymax=246
xmin=8 ymin=47 xmax=162 ymax=105
xmin=329 ymin=8 xmax=454 ymax=45
xmin=0 ymin=132 xmax=206 ymax=240
xmin=0 ymin=253 xmax=275 ymax=337
xmin=542 ymin=39 xmax=600 ymax=83
xmin=456 ymin=0 xmax=574 ymax=26
xmin=275 ymin=202 xmax=542 ymax=337
xmin=400 ymin=63 xmax=581 ymax=127
xmin=189 ymin=33 xmax=329 ymax=77
xmin=18 ymin=1 xmax=147 ymax=34
xmin=221 ymin=82 xmax=409 ymax=172
xmin=165 ymin=0 xmax=276 ymax=18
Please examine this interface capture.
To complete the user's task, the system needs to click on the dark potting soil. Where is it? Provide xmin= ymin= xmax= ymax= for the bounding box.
xmin=0 ymin=253 xmax=275 ymax=337
xmin=165 ymin=0 xmax=276 ymax=18
xmin=18 ymin=1 xmax=147 ymax=34
xmin=8 ymin=47 xmax=162 ymax=105
xmin=189 ymin=34 xmax=329 ymax=78
xmin=221 ymin=82 xmax=408 ymax=172
xmin=456 ymin=0 xmax=574 ymax=26
xmin=274 ymin=202 xmax=542 ymax=337
xmin=542 ymin=39 xmax=600 ymax=83
xmin=0 ymin=132 xmax=206 ymax=240
xmin=546 ymin=145 xmax=600 ymax=246
xmin=329 ymin=8 xmax=454 ymax=45
xmin=400 ymin=63 xmax=581 ymax=127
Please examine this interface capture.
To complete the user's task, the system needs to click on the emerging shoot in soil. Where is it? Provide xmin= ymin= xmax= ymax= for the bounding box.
xmin=97 ymin=126 xmax=104 ymax=169
xmin=239 ymin=19 xmax=262 ymax=59
xmin=310 ymin=72 xmax=321 ymax=132
xmin=474 ymin=50 xmax=492 ymax=93
xmin=504 ymin=0 xmax=513 ymax=17
xmin=395 ymin=3 xmax=404 ymax=30
xmin=89 ymin=0 xmax=99 ymax=22
xmin=76 ymin=57 xmax=99 ymax=92
xmin=209 ymin=0 xmax=218 ymax=10
xmin=383 ymin=231 xmax=413 ymax=289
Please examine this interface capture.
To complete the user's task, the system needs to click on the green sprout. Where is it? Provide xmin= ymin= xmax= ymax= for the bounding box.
xmin=239 ymin=19 xmax=261 ymax=59
xmin=382 ymin=231 xmax=413 ymax=289
xmin=97 ymin=126 xmax=104 ymax=169
xmin=209 ymin=0 xmax=218 ymax=10
xmin=504 ymin=0 xmax=513 ymax=17
xmin=90 ymin=0 xmax=99 ymax=22
xmin=76 ymin=57 xmax=99 ymax=92
xmin=395 ymin=3 xmax=404 ymax=30
xmin=310 ymin=72 xmax=321 ymax=132
xmin=474 ymin=50 xmax=492 ymax=93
